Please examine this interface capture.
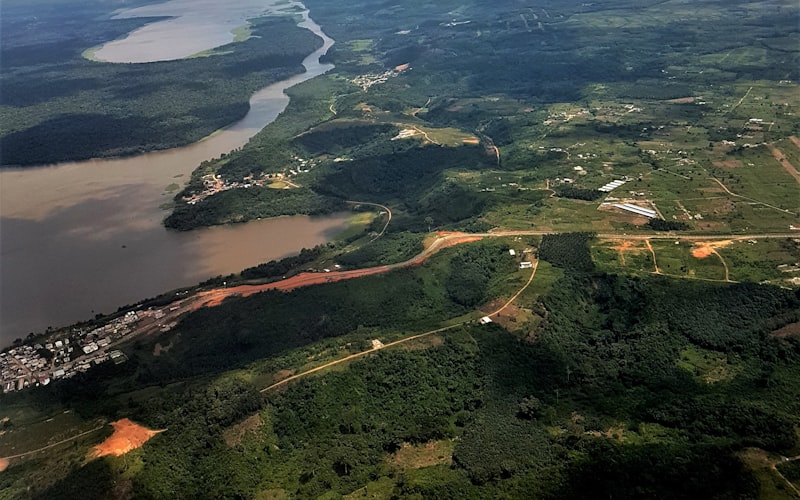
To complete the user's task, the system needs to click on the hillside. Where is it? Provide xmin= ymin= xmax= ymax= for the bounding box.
xmin=1 ymin=0 xmax=799 ymax=498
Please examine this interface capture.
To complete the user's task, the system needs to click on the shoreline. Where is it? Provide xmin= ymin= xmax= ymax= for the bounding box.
xmin=0 ymin=0 xmax=338 ymax=346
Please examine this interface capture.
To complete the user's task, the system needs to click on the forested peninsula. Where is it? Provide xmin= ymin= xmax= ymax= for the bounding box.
xmin=0 ymin=12 xmax=321 ymax=166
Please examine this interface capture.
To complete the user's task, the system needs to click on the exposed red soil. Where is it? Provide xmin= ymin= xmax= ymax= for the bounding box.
xmin=691 ymin=246 xmax=714 ymax=258
xmin=193 ymin=234 xmax=484 ymax=310
xmin=90 ymin=419 xmax=163 ymax=458
xmin=772 ymin=322 xmax=800 ymax=338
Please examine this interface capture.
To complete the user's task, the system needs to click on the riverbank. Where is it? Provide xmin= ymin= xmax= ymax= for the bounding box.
xmin=0 ymin=1 xmax=339 ymax=347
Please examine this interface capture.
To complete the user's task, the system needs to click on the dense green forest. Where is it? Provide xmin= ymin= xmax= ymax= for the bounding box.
xmin=0 ymin=5 xmax=321 ymax=165
xmin=3 ymin=238 xmax=798 ymax=498
xmin=164 ymin=187 xmax=345 ymax=231
xmin=160 ymin=0 xmax=799 ymax=231
xmin=2 ymin=0 xmax=799 ymax=497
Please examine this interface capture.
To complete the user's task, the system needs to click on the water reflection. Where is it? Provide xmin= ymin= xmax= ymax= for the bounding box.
xmin=0 ymin=1 xmax=337 ymax=344
xmin=93 ymin=0 xmax=293 ymax=63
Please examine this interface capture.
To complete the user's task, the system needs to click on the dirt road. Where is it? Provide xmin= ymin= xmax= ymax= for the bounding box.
xmin=766 ymin=143 xmax=800 ymax=185
xmin=194 ymin=232 xmax=483 ymax=309
xmin=0 ymin=424 xmax=105 ymax=463
xmin=261 ymin=260 xmax=539 ymax=393
xmin=190 ymin=230 xmax=796 ymax=310
xmin=709 ymin=177 xmax=795 ymax=214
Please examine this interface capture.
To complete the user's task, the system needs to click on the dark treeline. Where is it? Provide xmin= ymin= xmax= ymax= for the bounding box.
xmin=315 ymin=144 xmax=492 ymax=201
xmin=240 ymin=245 xmax=328 ymax=281
xmin=164 ymin=187 xmax=346 ymax=231
xmin=538 ymin=232 xmax=596 ymax=272
xmin=5 ymin=238 xmax=800 ymax=497
xmin=648 ymin=218 xmax=692 ymax=231
xmin=335 ymin=232 xmax=424 ymax=268
xmin=1 ymin=15 xmax=322 ymax=165
xmin=292 ymin=123 xmax=398 ymax=155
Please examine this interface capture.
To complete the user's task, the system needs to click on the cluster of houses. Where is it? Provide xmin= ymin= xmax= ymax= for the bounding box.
xmin=183 ymin=172 xmax=273 ymax=205
xmin=182 ymin=155 xmax=319 ymax=205
xmin=351 ymin=63 xmax=409 ymax=92
xmin=0 ymin=311 xmax=146 ymax=393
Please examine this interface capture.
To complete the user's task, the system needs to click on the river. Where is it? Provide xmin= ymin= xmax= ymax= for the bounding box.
xmin=0 ymin=1 xmax=340 ymax=346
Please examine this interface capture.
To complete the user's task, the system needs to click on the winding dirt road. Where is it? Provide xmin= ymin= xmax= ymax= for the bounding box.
xmin=190 ymin=230 xmax=796 ymax=310
xmin=261 ymin=259 xmax=539 ymax=393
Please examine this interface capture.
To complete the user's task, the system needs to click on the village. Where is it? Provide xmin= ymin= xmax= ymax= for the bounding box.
xmin=0 ymin=305 xmax=184 ymax=393
xmin=182 ymin=155 xmax=317 ymax=205
xmin=351 ymin=63 xmax=409 ymax=91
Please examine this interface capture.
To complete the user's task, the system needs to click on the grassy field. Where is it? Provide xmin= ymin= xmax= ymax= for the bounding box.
xmin=677 ymin=346 xmax=742 ymax=384
xmin=592 ymin=239 xmax=655 ymax=275
xmin=717 ymin=238 xmax=800 ymax=284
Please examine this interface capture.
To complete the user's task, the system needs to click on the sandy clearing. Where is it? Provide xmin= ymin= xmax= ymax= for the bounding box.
xmin=153 ymin=341 xmax=173 ymax=356
xmin=90 ymin=419 xmax=163 ymax=458
xmin=387 ymin=440 xmax=453 ymax=470
xmin=223 ymin=414 xmax=262 ymax=448
xmin=666 ymin=97 xmax=696 ymax=104
xmin=690 ymin=241 xmax=733 ymax=281
xmin=772 ymin=321 xmax=800 ymax=338
xmin=691 ymin=240 xmax=733 ymax=259
xmin=691 ymin=246 xmax=714 ymax=258
xmin=0 ymin=457 xmax=8 ymax=472
xmin=712 ymin=159 xmax=743 ymax=168
xmin=609 ymin=239 xmax=647 ymax=265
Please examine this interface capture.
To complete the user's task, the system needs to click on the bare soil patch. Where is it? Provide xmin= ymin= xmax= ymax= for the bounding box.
xmin=587 ymin=424 xmax=626 ymax=441
xmin=153 ymin=341 xmax=173 ymax=357
xmin=272 ymin=369 xmax=294 ymax=382
xmin=692 ymin=246 xmax=714 ymax=258
xmin=481 ymin=300 xmax=531 ymax=331
xmin=0 ymin=457 xmax=9 ymax=472
xmin=387 ymin=440 xmax=453 ymax=471
xmin=713 ymin=159 xmax=743 ymax=168
xmin=480 ymin=297 xmax=506 ymax=314
xmin=691 ymin=240 xmax=733 ymax=259
xmin=90 ymin=419 xmax=163 ymax=458
xmin=397 ymin=334 xmax=444 ymax=351
xmin=609 ymin=239 xmax=646 ymax=264
xmin=772 ymin=321 xmax=800 ymax=338
xmin=223 ymin=414 xmax=263 ymax=448
xmin=667 ymin=96 xmax=696 ymax=104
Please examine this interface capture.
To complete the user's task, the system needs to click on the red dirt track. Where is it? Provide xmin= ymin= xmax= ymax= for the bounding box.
xmin=193 ymin=232 xmax=484 ymax=309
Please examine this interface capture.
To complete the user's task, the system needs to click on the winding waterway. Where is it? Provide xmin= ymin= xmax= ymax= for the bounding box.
xmin=0 ymin=2 xmax=339 ymax=346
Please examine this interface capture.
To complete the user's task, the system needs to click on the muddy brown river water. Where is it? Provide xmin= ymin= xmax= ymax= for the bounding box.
xmin=0 ymin=1 xmax=340 ymax=345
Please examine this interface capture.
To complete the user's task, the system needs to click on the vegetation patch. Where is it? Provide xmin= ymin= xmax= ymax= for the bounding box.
xmin=1 ymin=15 xmax=322 ymax=165
xmin=223 ymin=414 xmax=263 ymax=448
xmin=677 ymin=346 xmax=741 ymax=384
xmin=386 ymin=440 xmax=454 ymax=471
